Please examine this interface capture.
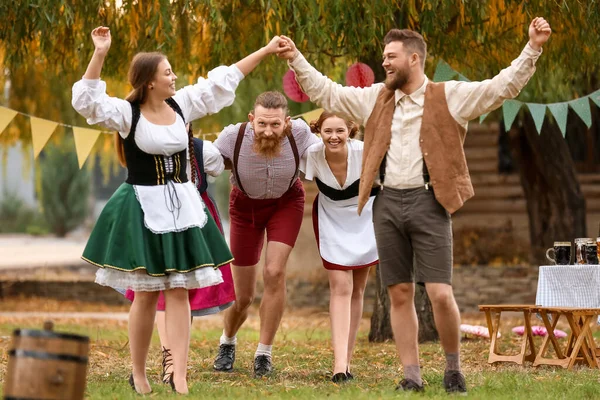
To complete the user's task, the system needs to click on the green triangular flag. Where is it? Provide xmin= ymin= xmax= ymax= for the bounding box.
xmin=590 ymin=89 xmax=600 ymax=108
xmin=433 ymin=60 xmax=457 ymax=82
xmin=503 ymin=100 xmax=522 ymax=131
xmin=479 ymin=113 xmax=490 ymax=123
xmin=569 ymin=97 xmax=592 ymax=128
xmin=457 ymin=73 xmax=470 ymax=82
xmin=526 ymin=103 xmax=547 ymax=134
xmin=547 ymin=103 xmax=569 ymax=137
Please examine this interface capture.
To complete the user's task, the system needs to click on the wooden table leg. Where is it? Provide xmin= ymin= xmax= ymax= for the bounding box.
xmin=523 ymin=309 xmax=536 ymax=363
xmin=566 ymin=314 xmax=595 ymax=369
xmin=482 ymin=307 xmax=533 ymax=365
xmin=533 ymin=311 xmax=570 ymax=368
xmin=584 ymin=319 xmax=600 ymax=369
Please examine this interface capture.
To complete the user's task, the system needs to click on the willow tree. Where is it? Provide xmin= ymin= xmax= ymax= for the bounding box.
xmin=1 ymin=0 xmax=599 ymax=341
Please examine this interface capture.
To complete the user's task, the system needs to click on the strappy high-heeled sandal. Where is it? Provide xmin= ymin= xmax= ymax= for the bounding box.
xmin=161 ymin=347 xmax=174 ymax=384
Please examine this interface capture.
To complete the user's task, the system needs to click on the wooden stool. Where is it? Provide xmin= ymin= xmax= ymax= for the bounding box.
xmin=531 ymin=307 xmax=600 ymax=370
xmin=478 ymin=304 xmax=536 ymax=365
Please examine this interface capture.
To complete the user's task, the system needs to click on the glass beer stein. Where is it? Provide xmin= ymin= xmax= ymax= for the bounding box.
xmin=575 ymin=238 xmax=591 ymax=264
xmin=585 ymin=239 xmax=599 ymax=265
xmin=546 ymin=242 xmax=571 ymax=265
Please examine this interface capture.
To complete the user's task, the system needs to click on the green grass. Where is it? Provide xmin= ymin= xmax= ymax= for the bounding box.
xmin=1 ymin=317 xmax=599 ymax=399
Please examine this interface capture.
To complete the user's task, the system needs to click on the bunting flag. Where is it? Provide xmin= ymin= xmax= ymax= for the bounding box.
xmin=72 ymin=127 xmax=102 ymax=168
xmin=569 ymin=97 xmax=592 ymax=128
xmin=301 ymin=108 xmax=324 ymax=124
xmin=433 ymin=60 xmax=457 ymax=82
xmin=30 ymin=117 xmax=58 ymax=159
xmin=591 ymin=91 xmax=600 ymax=108
xmin=0 ymin=106 xmax=343 ymax=169
xmin=547 ymin=103 xmax=569 ymax=137
xmin=526 ymin=103 xmax=547 ymax=134
xmin=434 ymin=59 xmax=600 ymax=136
xmin=0 ymin=106 xmax=18 ymax=135
xmin=503 ymin=100 xmax=522 ymax=132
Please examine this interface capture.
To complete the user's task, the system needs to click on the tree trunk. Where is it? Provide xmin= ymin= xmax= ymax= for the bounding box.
xmin=509 ymin=112 xmax=587 ymax=263
xmin=415 ymin=284 xmax=439 ymax=342
xmin=369 ymin=267 xmax=439 ymax=343
xmin=369 ymin=266 xmax=393 ymax=342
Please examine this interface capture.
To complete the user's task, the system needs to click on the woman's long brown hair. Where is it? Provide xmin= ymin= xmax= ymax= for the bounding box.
xmin=114 ymin=52 xmax=166 ymax=167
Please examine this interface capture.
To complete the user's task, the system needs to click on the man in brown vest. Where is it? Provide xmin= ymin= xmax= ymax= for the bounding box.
xmin=279 ymin=17 xmax=551 ymax=393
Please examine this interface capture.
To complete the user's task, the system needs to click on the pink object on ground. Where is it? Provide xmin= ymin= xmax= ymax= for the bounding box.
xmin=460 ymin=324 xmax=500 ymax=338
xmin=511 ymin=325 xmax=567 ymax=338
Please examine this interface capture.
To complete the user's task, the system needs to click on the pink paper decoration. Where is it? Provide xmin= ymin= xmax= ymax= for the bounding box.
xmin=346 ymin=62 xmax=375 ymax=88
xmin=460 ymin=324 xmax=500 ymax=338
xmin=511 ymin=325 xmax=567 ymax=338
xmin=282 ymin=70 xmax=309 ymax=103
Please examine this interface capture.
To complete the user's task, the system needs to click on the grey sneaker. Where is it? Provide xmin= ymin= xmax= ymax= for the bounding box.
xmin=213 ymin=344 xmax=235 ymax=372
xmin=395 ymin=378 xmax=425 ymax=392
xmin=253 ymin=355 xmax=273 ymax=377
xmin=443 ymin=370 xmax=467 ymax=394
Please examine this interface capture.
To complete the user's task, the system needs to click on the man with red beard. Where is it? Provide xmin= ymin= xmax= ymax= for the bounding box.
xmin=212 ymin=91 xmax=320 ymax=377
xmin=279 ymin=17 xmax=551 ymax=393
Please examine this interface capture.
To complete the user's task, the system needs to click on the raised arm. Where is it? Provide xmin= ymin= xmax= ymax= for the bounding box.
xmin=72 ymin=26 xmax=132 ymax=134
xmin=278 ymin=35 xmax=381 ymax=126
xmin=447 ymin=17 xmax=552 ymax=125
xmin=235 ymin=36 xmax=289 ymax=76
xmin=83 ymin=27 xmax=111 ymax=79
xmin=174 ymin=37 xmax=288 ymax=123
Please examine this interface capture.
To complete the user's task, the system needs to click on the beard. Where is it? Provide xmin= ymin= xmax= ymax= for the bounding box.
xmin=253 ymin=133 xmax=283 ymax=158
xmin=252 ymin=122 xmax=291 ymax=158
xmin=384 ymin=68 xmax=410 ymax=91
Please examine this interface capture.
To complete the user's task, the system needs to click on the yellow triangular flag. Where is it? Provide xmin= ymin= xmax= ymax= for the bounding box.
xmin=30 ymin=117 xmax=59 ymax=159
xmin=72 ymin=127 xmax=102 ymax=168
xmin=301 ymin=108 xmax=324 ymax=124
xmin=0 ymin=106 xmax=18 ymax=136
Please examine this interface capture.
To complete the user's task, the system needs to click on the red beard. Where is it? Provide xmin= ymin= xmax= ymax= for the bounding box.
xmin=253 ymin=133 xmax=283 ymax=158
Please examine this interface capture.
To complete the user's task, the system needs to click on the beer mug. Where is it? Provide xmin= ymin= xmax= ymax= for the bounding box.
xmin=575 ymin=238 xmax=592 ymax=264
xmin=546 ymin=242 xmax=572 ymax=265
xmin=585 ymin=240 xmax=599 ymax=265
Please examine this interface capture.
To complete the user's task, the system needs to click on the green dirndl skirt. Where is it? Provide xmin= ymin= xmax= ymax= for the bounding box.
xmin=82 ymin=183 xmax=233 ymax=292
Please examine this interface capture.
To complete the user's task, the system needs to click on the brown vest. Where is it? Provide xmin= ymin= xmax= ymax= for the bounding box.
xmin=358 ymin=82 xmax=473 ymax=215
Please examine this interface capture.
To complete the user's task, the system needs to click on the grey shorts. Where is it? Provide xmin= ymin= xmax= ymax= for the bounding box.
xmin=372 ymin=186 xmax=453 ymax=287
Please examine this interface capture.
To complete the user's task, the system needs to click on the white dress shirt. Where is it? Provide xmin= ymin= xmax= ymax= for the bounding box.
xmin=289 ymin=44 xmax=542 ymax=189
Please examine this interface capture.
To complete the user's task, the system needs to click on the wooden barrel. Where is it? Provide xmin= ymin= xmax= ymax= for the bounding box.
xmin=3 ymin=323 xmax=89 ymax=400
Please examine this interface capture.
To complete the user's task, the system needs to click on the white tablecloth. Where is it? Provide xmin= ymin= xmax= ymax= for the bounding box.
xmin=536 ymin=265 xmax=600 ymax=322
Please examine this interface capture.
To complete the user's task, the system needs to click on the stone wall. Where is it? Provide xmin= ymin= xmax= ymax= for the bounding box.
xmin=0 ymin=265 xmax=540 ymax=314
xmin=451 ymin=265 xmax=539 ymax=313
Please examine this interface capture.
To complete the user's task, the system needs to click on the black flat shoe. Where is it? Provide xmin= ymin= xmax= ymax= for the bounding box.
xmin=346 ymin=368 xmax=354 ymax=380
xmin=331 ymin=372 xmax=349 ymax=383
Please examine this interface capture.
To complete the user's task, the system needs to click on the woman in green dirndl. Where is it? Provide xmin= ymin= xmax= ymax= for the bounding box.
xmin=72 ymin=26 xmax=289 ymax=395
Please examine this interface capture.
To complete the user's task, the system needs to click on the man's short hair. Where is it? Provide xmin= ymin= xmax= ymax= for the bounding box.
xmin=253 ymin=91 xmax=289 ymax=115
xmin=383 ymin=29 xmax=427 ymax=68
